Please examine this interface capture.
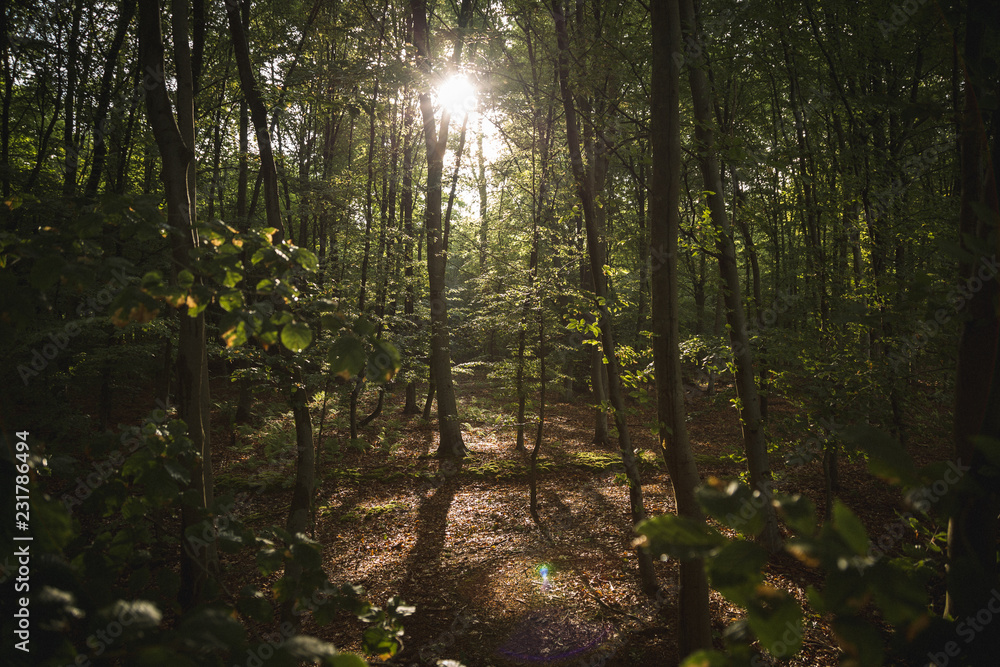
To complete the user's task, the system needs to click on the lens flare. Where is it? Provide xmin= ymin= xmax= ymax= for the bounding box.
xmin=437 ymin=74 xmax=477 ymax=116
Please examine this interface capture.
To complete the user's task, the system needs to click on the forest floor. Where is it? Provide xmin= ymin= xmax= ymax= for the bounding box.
xmin=211 ymin=369 xmax=954 ymax=667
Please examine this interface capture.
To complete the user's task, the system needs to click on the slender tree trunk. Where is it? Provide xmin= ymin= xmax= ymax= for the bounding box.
xmin=551 ymin=0 xmax=656 ymax=594
xmin=282 ymin=364 xmax=315 ymax=630
xmin=359 ymin=78 xmax=380 ymax=312
xmin=401 ymin=98 xmax=422 ymax=415
xmin=649 ymin=0 xmax=712 ymax=652
xmin=138 ymin=0 xmax=210 ymax=610
xmin=225 ymin=0 xmax=284 ymax=239
xmin=0 ymin=0 xmax=11 ymax=198
xmin=410 ymin=0 xmax=469 ymax=458
xmin=679 ymin=0 xmax=781 ymax=553
xmin=84 ymin=0 xmax=136 ymax=198
xmin=62 ymin=0 xmax=84 ymax=197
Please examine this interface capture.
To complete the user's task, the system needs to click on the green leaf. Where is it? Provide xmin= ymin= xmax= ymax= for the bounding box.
xmin=635 ymin=514 xmax=727 ymax=560
xmin=141 ymin=270 xmax=164 ymax=287
xmin=328 ymin=336 xmax=366 ymax=379
xmin=832 ymin=616 xmax=884 ymax=666
xmin=353 ymin=316 xmax=376 ymax=339
xmin=362 ymin=625 xmax=400 ymax=658
xmin=707 ymin=540 xmax=767 ymax=606
xmin=257 ymin=545 xmax=284 ymax=576
xmin=219 ymin=289 xmax=244 ymax=313
xmin=842 ymin=425 xmax=918 ymax=486
xmin=868 ymin=562 xmax=927 ymax=625
xmin=177 ymin=269 xmax=194 ymax=289
xmin=696 ymin=479 xmax=765 ymax=535
xmin=832 ymin=500 xmax=869 ymax=556
xmin=107 ymin=600 xmax=162 ymax=630
xmin=292 ymin=247 xmax=319 ymax=271
xmin=746 ymin=591 xmax=803 ymax=659
xmin=321 ymin=313 xmax=345 ymax=330
xmin=177 ymin=607 xmax=246 ymax=652
xmin=773 ymin=494 xmax=818 ymax=536
xmin=222 ymin=268 xmax=243 ymax=287
xmin=680 ymin=649 xmax=733 ymax=667
xmin=164 ymin=460 xmax=191 ymax=485
xmin=282 ymin=635 xmax=338 ymax=660
xmin=367 ymin=340 xmax=401 ymax=382
xmin=315 ymin=299 xmax=338 ymax=312
xmin=281 ymin=321 xmax=313 ymax=352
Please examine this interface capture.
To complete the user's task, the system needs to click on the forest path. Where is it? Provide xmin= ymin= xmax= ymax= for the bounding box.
xmin=214 ymin=371 xmax=951 ymax=665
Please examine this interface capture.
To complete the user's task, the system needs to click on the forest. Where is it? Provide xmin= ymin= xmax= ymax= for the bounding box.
xmin=1 ymin=0 xmax=999 ymax=664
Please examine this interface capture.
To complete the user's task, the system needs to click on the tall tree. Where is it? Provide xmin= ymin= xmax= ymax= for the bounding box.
xmin=649 ymin=0 xmax=712 ymax=653
xmin=678 ymin=0 xmax=782 ymax=553
xmin=944 ymin=0 xmax=1000 ymax=630
xmin=410 ymin=0 xmax=469 ymax=458
xmin=137 ymin=0 xmax=211 ymax=609
xmin=551 ymin=0 xmax=656 ymax=593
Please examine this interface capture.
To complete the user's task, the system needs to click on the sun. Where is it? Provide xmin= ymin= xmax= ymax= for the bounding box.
xmin=437 ymin=73 xmax=477 ymax=117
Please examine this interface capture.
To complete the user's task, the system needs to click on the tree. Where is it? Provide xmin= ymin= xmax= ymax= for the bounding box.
xmin=137 ymin=0 xmax=211 ymax=610
xmin=551 ymin=0 xmax=656 ymax=593
xmin=678 ymin=0 xmax=781 ymax=553
xmin=648 ymin=0 xmax=712 ymax=653
xmin=409 ymin=0 xmax=470 ymax=458
xmin=944 ymin=0 xmax=1000 ymax=629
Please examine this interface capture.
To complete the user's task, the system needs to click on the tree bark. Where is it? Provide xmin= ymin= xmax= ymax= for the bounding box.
xmin=62 ymin=0 xmax=84 ymax=197
xmin=224 ymin=0 xmax=283 ymax=238
xmin=84 ymin=0 xmax=136 ymax=198
xmin=679 ymin=0 xmax=782 ymax=553
xmin=944 ymin=0 xmax=1000 ymax=627
xmin=410 ymin=0 xmax=469 ymax=458
xmin=551 ymin=0 xmax=656 ymax=594
xmin=649 ymin=0 xmax=713 ymax=652
xmin=138 ymin=0 xmax=210 ymax=610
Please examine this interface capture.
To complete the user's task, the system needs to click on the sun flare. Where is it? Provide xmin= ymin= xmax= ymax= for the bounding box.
xmin=437 ymin=73 xmax=477 ymax=116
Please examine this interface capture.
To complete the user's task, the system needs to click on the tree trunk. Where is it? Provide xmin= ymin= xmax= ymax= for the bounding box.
xmin=410 ymin=0 xmax=469 ymax=458
xmin=84 ymin=0 xmax=136 ymax=198
xmin=282 ymin=365 xmax=315 ymax=630
xmin=138 ymin=0 xmax=210 ymax=611
xmin=551 ymin=0 xmax=656 ymax=594
xmin=62 ymin=0 xmax=84 ymax=197
xmin=401 ymin=98 xmax=422 ymax=415
xmin=225 ymin=0 xmax=284 ymax=239
xmin=649 ymin=0 xmax=712 ymax=652
xmin=944 ymin=0 xmax=1000 ymax=629
xmin=679 ymin=0 xmax=781 ymax=553
xmin=0 ymin=0 xmax=11 ymax=198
